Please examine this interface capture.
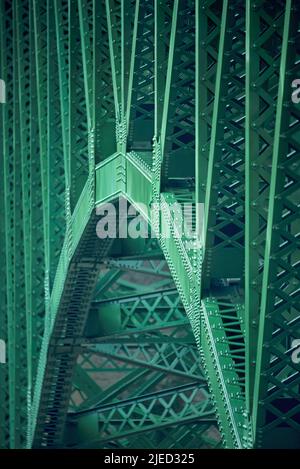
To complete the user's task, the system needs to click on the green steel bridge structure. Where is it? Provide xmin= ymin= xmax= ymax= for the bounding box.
xmin=0 ymin=0 xmax=300 ymax=450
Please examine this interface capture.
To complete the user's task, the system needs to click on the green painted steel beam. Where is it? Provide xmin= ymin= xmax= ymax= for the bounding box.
xmin=65 ymin=376 xmax=215 ymax=448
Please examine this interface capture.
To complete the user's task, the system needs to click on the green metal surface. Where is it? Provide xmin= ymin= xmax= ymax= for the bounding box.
xmin=0 ymin=0 xmax=299 ymax=450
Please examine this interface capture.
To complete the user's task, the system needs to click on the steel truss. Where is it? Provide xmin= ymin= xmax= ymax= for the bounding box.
xmin=0 ymin=0 xmax=299 ymax=449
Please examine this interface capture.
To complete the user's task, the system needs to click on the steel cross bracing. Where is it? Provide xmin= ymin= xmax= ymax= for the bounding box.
xmin=0 ymin=0 xmax=299 ymax=450
xmin=65 ymin=260 xmax=220 ymax=448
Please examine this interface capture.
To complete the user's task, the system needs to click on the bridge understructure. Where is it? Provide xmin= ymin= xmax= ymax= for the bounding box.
xmin=0 ymin=0 xmax=300 ymax=449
